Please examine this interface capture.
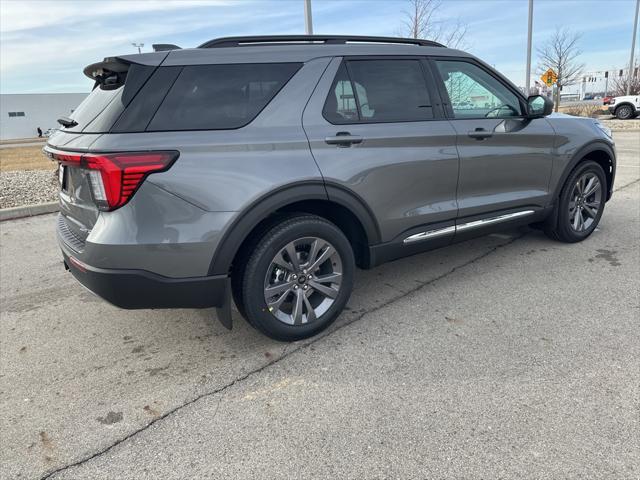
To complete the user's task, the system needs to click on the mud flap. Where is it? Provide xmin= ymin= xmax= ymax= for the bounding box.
xmin=215 ymin=278 xmax=233 ymax=330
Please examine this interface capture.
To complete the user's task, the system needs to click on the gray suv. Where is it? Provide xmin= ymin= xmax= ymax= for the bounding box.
xmin=47 ymin=35 xmax=616 ymax=341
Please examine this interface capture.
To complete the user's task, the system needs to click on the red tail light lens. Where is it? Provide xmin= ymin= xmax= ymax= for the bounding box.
xmin=44 ymin=148 xmax=178 ymax=211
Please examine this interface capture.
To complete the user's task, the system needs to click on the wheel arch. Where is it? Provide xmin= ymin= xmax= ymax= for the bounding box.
xmin=208 ymin=181 xmax=381 ymax=275
xmin=554 ymin=141 xmax=616 ymax=202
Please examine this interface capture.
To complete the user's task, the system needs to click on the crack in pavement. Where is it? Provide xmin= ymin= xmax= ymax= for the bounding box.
xmin=40 ymin=231 xmax=528 ymax=479
xmin=614 ymin=178 xmax=640 ymax=192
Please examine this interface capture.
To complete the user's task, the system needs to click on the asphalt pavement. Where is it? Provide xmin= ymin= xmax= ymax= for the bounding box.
xmin=1 ymin=131 xmax=638 ymax=479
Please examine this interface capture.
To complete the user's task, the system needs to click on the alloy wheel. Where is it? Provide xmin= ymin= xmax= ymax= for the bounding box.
xmin=617 ymin=105 xmax=632 ymax=119
xmin=568 ymin=172 xmax=602 ymax=232
xmin=263 ymin=237 xmax=343 ymax=325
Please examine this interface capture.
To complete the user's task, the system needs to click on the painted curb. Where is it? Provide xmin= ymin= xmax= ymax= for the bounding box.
xmin=0 ymin=202 xmax=59 ymax=222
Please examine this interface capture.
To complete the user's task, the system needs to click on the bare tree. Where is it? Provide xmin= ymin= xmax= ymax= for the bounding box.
xmin=536 ymin=27 xmax=584 ymax=111
xmin=399 ymin=0 xmax=468 ymax=49
xmin=612 ymin=64 xmax=640 ymax=96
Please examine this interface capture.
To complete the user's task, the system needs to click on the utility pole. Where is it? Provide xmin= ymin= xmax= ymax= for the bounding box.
xmin=304 ymin=0 xmax=313 ymax=35
xmin=627 ymin=0 xmax=639 ymax=95
xmin=525 ymin=0 xmax=533 ymax=95
xmin=131 ymin=42 xmax=144 ymax=54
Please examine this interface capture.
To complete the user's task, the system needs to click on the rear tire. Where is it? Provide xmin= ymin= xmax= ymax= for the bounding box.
xmin=615 ymin=104 xmax=634 ymax=120
xmin=544 ymin=161 xmax=606 ymax=243
xmin=240 ymin=214 xmax=354 ymax=341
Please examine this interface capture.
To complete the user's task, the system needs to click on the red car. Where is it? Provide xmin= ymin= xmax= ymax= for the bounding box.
xmin=603 ymin=96 xmax=614 ymax=105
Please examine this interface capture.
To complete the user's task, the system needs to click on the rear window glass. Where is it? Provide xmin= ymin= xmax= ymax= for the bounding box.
xmin=63 ymin=64 xmax=155 ymax=133
xmin=63 ymin=87 xmax=122 ymax=133
xmin=146 ymin=63 xmax=302 ymax=131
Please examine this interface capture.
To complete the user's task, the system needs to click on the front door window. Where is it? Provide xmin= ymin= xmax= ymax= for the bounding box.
xmin=435 ymin=60 xmax=522 ymax=119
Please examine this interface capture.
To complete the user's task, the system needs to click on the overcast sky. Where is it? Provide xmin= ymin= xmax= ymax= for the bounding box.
xmin=1 ymin=0 xmax=638 ymax=94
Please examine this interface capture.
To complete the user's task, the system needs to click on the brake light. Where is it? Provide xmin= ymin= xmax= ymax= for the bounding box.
xmin=44 ymin=148 xmax=178 ymax=211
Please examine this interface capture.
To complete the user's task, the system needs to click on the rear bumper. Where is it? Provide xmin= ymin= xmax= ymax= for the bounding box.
xmin=62 ymin=252 xmax=229 ymax=309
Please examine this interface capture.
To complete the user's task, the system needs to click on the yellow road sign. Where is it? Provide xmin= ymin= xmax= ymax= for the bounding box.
xmin=540 ymin=68 xmax=558 ymax=86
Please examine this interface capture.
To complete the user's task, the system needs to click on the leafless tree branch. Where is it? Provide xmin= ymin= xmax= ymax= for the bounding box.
xmin=536 ymin=27 xmax=584 ymax=110
xmin=399 ymin=0 xmax=468 ymax=49
xmin=612 ymin=64 xmax=640 ymax=96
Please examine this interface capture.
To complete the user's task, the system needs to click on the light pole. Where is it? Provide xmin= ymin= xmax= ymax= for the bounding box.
xmin=627 ymin=0 xmax=639 ymax=95
xmin=525 ymin=0 xmax=533 ymax=95
xmin=304 ymin=0 xmax=313 ymax=35
xmin=131 ymin=42 xmax=144 ymax=54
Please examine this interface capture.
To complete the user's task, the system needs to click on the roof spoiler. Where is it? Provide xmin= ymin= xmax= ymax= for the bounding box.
xmin=83 ymin=51 xmax=175 ymax=80
xmin=83 ymin=57 xmax=130 ymax=86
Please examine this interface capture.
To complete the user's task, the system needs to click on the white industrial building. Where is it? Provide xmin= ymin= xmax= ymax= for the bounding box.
xmin=0 ymin=93 xmax=88 ymax=140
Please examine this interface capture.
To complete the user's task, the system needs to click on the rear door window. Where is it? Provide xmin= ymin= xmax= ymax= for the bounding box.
xmin=323 ymin=59 xmax=433 ymax=124
xmin=147 ymin=63 xmax=301 ymax=131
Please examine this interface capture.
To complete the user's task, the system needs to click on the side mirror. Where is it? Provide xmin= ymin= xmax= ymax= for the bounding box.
xmin=527 ymin=95 xmax=554 ymax=118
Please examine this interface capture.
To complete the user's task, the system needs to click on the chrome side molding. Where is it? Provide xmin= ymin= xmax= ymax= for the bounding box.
xmin=456 ymin=210 xmax=535 ymax=232
xmin=403 ymin=226 xmax=456 ymax=244
xmin=403 ymin=210 xmax=535 ymax=244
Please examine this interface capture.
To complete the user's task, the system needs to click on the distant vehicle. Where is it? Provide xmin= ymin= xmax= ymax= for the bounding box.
xmin=608 ymin=95 xmax=640 ymax=119
xmin=603 ymin=96 xmax=614 ymax=105
xmin=582 ymin=94 xmax=594 ymax=100
xmin=47 ymin=34 xmax=616 ymax=341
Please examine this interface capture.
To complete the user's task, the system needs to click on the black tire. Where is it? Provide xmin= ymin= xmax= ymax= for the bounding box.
xmin=544 ymin=160 xmax=606 ymax=243
xmin=231 ymin=217 xmax=282 ymax=323
xmin=240 ymin=214 xmax=354 ymax=341
xmin=615 ymin=104 xmax=634 ymax=120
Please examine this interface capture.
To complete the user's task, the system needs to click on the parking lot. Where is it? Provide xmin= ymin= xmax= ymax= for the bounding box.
xmin=1 ymin=131 xmax=638 ymax=479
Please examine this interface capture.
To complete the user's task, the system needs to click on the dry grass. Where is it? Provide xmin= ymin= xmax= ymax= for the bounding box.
xmin=558 ymin=104 xmax=609 ymax=118
xmin=0 ymin=137 xmax=46 ymax=145
xmin=0 ymin=146 xmax=55 ymax=172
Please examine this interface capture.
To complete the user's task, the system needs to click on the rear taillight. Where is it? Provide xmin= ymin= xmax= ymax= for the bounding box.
xmin=44 ymin=148 xmax=178 ymax=211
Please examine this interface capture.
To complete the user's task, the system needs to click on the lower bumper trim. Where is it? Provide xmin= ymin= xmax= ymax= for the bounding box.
xmin=63 ymin=253 xmax=228 ymax=310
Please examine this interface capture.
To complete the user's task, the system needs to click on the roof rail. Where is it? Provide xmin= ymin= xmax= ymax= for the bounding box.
xmin=198 ymin=35 xmax=445 ymax=49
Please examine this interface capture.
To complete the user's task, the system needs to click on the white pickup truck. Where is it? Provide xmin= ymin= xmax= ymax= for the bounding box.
xmin=608 ymin=95 xmax=639 ymax=119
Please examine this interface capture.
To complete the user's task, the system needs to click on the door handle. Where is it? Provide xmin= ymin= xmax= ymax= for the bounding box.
xmin=467 ymin=128 xmax=493 ymax=140
xmin=325 ymin=132 xmax=363 ymax=147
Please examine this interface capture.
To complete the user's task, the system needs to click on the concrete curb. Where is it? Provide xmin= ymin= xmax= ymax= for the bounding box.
xmin=0 ymin=202 xmax=59 ymax=222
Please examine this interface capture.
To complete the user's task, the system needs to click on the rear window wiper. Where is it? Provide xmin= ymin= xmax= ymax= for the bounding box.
xmin=57 ymin=116 xmax=78 ymax=128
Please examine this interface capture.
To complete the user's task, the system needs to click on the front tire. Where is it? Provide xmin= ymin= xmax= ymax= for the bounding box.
xmin=240 ymin=214 xmax=354 ymax=341
xmin=544 ymin=161 xmax=606 ymax=243
xmin=615 ymin=104 xmax=634 ymax=120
